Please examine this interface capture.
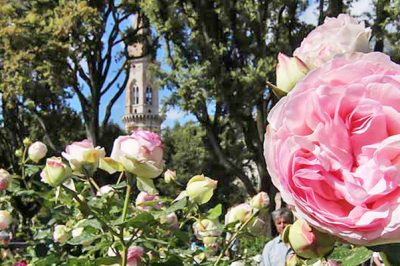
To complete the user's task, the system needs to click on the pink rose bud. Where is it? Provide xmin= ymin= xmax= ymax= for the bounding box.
xmin=40 ymin=157 xmax=71 ymax=187
xmin=293 ymin=14 xmax=371 ymax=69
xmin=62 ymin=139 xmax=105 ymax=175
xmin=127 ymin=246 xmax=144 ymax=266
xmin=164 ymin=169 xmax=176 ymax=183
xmin=13 ymin=261 xmax=27 ymax=266
xmin=160 ymin=212 xmax=179 ymax=230
xmin=0 ymin=169 xmax=11 ymax=191
xmin=276 ymin=53 xmax=309 ymax=95
xmin=193 ymin=219 xmax=222 ymax=240
xmin=186 ymin=175 xmax=218 ymax=205
xmin=225 ymin=203 xmax=253 ymax=225
xmin=110 ymin=130 xmax=164 ymax=178
xmin=28 ymin=141 xmax=48 ymax=163
xmin=250 ymin=192 xmax=270 ymax=209
xmin=53 ymin=225 xmax=69 ymax=244
xmin=282 ymin=219 xmax=335 ymax=259
xmin=135 ymin=192 xmax=161 ymax=211
xmin=0 ymin=211 xmax=12 ymax=230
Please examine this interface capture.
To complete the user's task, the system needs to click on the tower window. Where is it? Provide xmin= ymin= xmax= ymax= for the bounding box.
xmin=134 ymin=86 xmax=139 ymax=104
xmin=146 ymin=87 xmax=152 ymax=105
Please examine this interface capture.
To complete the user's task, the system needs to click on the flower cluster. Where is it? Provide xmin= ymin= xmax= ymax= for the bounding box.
xmin=266 ymin=13 xmax=400 ymax=246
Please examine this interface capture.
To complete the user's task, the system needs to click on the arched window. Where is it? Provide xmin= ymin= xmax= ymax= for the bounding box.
xmin=134 ymin=86 xmax=139 ymax=104
xmin=146 ymin=87 xmax=152 ymax=105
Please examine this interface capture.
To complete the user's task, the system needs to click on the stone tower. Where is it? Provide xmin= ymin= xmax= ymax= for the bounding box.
xmin=122 ymin=14 xmax=162 ymax=133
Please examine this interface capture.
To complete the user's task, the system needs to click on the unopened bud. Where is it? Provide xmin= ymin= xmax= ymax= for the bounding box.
xmin=23 ymin=137 xmax=32 ymax=147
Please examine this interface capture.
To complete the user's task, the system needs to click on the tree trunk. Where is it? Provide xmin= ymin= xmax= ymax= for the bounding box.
xmin=373 ymin=0 xmax=389 ymax=52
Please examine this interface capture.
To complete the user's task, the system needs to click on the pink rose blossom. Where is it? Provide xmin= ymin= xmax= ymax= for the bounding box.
xmin=111 ymin=130 xmax=164 ymax=178
xmin=62 ymin=139 xmax=105 ymax=174
xmin=135 ymin=192 xmax=161 ymax=211
xmin=265 ymin=52 xmax=400 ymax=245
xmin=293 ymin=14 xmax=371 ymax=69
xmin=127 ymin=246 xmax=144 ymax=266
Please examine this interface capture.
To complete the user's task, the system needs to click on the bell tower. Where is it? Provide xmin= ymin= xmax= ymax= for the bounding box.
xmin=122 ymin=14 xmax=162 ymax=132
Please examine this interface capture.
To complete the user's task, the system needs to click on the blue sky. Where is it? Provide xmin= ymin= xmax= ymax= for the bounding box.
xmin=67 ymin=14 xmax=195 ymax=131
xmin=67 ymin=0 xmax=373 ymax=131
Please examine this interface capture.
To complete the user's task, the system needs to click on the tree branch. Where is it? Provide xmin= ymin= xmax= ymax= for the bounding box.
xmin=100 ymin=61 xmax=127 ymax=97
xmin=101 ymin=68 xmax=129 ymax=128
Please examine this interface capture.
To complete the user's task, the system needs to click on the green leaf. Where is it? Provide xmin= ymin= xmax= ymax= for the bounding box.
xmin=165 ymin=198 xmax=187 ymax=213
xmin=328 ymin=245 xmax=372 ymax=266
xmin=25 ymin=164 xmax=42 ymax=176
xmin=112 ymin=181 xmax=127 ymax=189
xmin=75 ymin=219 xmax=103 ymax=230
xmin=94 ymin=257 xmax=120 ymax=265
xmin=207 ymin=204 xmax=222 ymax=220
xmin=68 ymin=231 xmax=98 ymax=246
xmin=122 ymin=212 xmax=156 ymax=228
xmin=137 ymin=176 xmax=158 ymax=194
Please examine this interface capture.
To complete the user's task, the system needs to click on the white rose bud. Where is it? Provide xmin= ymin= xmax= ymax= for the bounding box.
xmin=186 ymin=175 xmax=218 ymax=205
xmin=28 ymin=141 xmax=48 ymax=163
xmin=0 ymin=211 xmax=12 ymax=230
xmin=0 ymin=169 xmax=11 ymax=191
xmin=250 ymin=192 xmax=270 ymax=209
xmin=164 ymin=169 xmax=176 ymax=183
xmin=225 ymin=203 xmax=253 ymax=225
xmin=53 ymin=225 xmax=69 ymax=244
xmin=276 ymin=53 xmax=309 ymax=95
xmin=40 ymin=157 xmax=71 ymax=187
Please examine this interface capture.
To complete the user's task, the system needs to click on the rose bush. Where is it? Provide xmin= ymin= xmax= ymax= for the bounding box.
xmin=0 ymin=128 xmax=268 ymax=265
xmin=265 ymin=52 xmax=400 ymax=245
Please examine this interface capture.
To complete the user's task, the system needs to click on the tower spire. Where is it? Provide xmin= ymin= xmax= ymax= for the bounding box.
xmin=122 ymin=13 xmax=162 ymax=133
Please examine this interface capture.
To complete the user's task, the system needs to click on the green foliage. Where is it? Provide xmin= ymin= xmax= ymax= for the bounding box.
xmin=161 ymin=122 xmax=246 ymax=207
xmin=326 ymin=244 xmax=372 ymax=266
xmin=141 ymin=0 xmax=315 ymax=196
xmin=0 ymin=0 xmax=145 ymax=145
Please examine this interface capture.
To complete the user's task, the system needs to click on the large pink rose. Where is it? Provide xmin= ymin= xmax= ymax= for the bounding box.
xmin=293 ymin=14 xmax=371 ymax=69
xmin=265 ymin=52 xmax=400 ymax=245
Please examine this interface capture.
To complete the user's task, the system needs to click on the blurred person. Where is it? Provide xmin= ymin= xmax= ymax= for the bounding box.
xmin=260 ymin=208 xmax=294 ymax=266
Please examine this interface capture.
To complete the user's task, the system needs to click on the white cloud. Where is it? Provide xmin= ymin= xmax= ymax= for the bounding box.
xmin=299 ymin=0 xmax=374 ymax=26
xmin=299 ymin=1 xmax=319 ymax=26
xmin=166 ymin=108 xmax=186 ymax=120
xmin=349 ymin=0 xmax=374 ymax=18
xmin=161 ymin=107 xmax=196 ymax=128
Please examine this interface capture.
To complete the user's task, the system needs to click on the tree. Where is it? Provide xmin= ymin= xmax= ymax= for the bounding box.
xmin=142 ymin=0 xmax=311 ymax=198
xmin=0 ymin=0 xmax=154 ymax=145
xmin=161 ymin=121 xmax=246 ymax=206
